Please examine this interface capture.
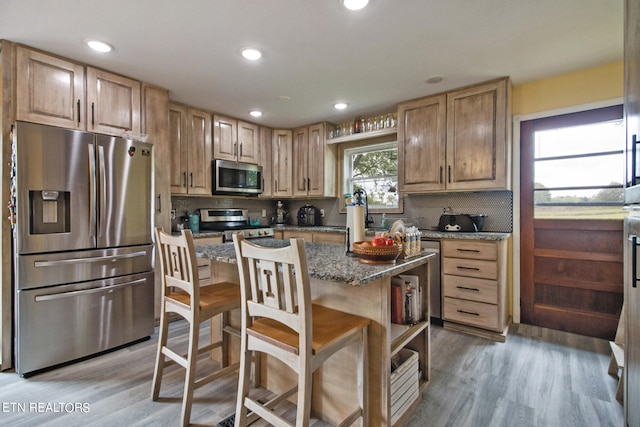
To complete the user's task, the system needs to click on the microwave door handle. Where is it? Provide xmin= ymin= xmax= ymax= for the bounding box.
xmin=88 ymin=143 xmax=96 ymax=239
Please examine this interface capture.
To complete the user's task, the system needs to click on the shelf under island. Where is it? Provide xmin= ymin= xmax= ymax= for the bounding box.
xmin=196 ymin=239 xmax=436 ymax=427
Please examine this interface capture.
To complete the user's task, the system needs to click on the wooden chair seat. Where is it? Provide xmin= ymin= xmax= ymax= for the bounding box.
xmin=248 ymin=304 xmax=371 ymax=356
xmin=232 ymin=234 xmax=369 ymax=427
xmin=152 ymin=228 xmax=241 ymax=427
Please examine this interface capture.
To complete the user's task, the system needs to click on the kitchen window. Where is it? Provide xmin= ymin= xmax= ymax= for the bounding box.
xmin=531 ymin=106 xmax=625 ymax=219
xmin=341 ymin=141 xmax=400 ymax=212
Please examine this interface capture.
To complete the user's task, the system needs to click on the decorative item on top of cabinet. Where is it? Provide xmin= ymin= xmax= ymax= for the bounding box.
xmin=213 ymin=114 xmax=259 ymax=163
xmin=16 ymin=45 xmax=86 ymax=130
xmin=86 ymin=67 xmax=141 ymax=136
xmin=169 ymin=104 xmax=212 ymax=195
xmin=398 ymin=77 xmax=510 ymax=193
xmin=271 ymin=129 xmax=293 ymax=197
xmin=292 ymin=123 xmax=336 ymax=197
xmin=441 ymin=238 xmax=509 ymax=341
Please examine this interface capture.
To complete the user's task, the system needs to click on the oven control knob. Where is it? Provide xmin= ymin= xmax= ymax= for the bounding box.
xmin=248 ymin=230 xmax=254 ymax=236
xmin=258 ymin=230 xmax=264 ymax=235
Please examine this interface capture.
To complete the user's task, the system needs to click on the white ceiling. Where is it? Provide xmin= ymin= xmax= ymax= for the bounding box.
xmin=1 ymin=0 xmax=623 ymax=128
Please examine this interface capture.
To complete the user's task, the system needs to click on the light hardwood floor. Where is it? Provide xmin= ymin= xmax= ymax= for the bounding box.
xmin=0 ymin=321 xmax=624 ymax=426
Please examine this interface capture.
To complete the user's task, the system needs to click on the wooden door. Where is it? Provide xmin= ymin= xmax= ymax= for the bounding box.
xmin=237 ymin=121 xmax=259 ymax=163
xmin=446 ymin=79 xmax=507 ymax=190
xmin=213 ymin=114 xmax=237 ymax=161
xmin=16 ymin=46 xmax=86 ymax=130
xmin=292 ymin=127 xmax=309 ymax=196
xmin=397 ymin=94 xmax=446 ymax=192
xmin=272 ymin=129 xmax=293 ymax=197
xmin=169 ymin=104 xmax=188 ymax=194
xmin=307 ymin=123 xmax=326 ymax=196
xmin=520 ymin=109 xmax=624 ymax=340
xmin=186 ymin=108 xmax=212 ymax=195
xmin=86 ymin=67 xmax=140 ymax=135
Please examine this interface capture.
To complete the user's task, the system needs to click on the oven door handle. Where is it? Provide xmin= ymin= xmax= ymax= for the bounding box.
xmin=33 ymin=251 xmax=148 ymax=268
xmin=34 ymin=278 xmax=147 ymax=302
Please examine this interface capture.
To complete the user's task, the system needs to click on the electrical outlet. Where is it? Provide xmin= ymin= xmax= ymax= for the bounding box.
xmin=261 ymin=209 xmax=267 ymax=218
xmin=320 ymin=209 xmax=325 ymax=217
xmin=171 ymin=209 xmax=176 ymax=220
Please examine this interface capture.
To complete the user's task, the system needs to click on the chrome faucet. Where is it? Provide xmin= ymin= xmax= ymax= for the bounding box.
xmin=353 ymin=188 xmax=374 ymax=229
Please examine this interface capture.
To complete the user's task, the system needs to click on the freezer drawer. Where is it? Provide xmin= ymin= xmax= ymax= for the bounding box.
xmin=16 ymin=245 xmax=153 ymax=290
xmin=15 ymin=271 xmax=154 ymax=376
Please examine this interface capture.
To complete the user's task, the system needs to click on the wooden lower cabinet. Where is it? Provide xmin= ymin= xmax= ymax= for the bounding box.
xmin=276 ymin=230 xmax=345 ymax=245
xmin=441 ymin=239 xmax=509 ymax=341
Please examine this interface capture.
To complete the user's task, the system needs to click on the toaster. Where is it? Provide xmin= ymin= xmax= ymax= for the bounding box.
xmin=438 ymin=214 xmax=478 ymax=232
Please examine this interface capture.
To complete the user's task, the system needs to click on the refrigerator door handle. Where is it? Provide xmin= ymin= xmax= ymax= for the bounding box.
xmin=34 ymin=278 xmax=147 ymax=302
xmin=97 ymin=144 xmax=107 ymax=238
xmin=33 ymin=251 xmax=149 ymax=268
xmin=88 ymin=143 xmax=96 ymax=238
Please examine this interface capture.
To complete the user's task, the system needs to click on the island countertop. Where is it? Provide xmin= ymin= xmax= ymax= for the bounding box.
xmin=195 ymin=238 xmax=435 ymax=287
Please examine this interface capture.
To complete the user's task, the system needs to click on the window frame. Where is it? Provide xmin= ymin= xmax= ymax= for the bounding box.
xmin=339 ymin=138 xmax=403 ymax=214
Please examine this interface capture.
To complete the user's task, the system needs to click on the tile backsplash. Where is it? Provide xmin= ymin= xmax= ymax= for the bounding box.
xmin=171 ymin=190 xmax=513 ymax=233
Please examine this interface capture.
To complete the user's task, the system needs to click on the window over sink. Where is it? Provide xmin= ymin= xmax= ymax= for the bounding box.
xmin=341 ymin=140 xmax=401 ymax=213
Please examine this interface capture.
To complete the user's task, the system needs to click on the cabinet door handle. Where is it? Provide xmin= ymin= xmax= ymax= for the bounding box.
xmin=275 ymin=180 xmax=278 ymax=193
xmin=190 ymin=172 xmax=193 ymax=187
xmin=457 ymin=248 xmax=481 ymax=253
xmin=439 ymin=166 xmax=443 ymax=184
xmin=183 ymin=172 xmax=187 ymax=187
xmin=234 ymin=142 xmax=237 ymax=157
xmin=456 ymin=265 xmax=480 ymax=271
xmin=156 ymin=194 xmax=161 ymax=213
xmin=448 ymin=165 xmax=451 ymax=183
xmin=456 ymin=286 xmax=480 ymax=292
xmin=77 ymin=99 xmax=81 ymax=125
xmin=91 ymin=102 xmax=95 ymax=126
xmin=633 ymin=134 xmax=639 ymax=186
xmin=307 ymin=178 xmax=310 ymax=191
xmin=457 ymin=309 xmax=480 ymax=316
xmin=239 ymin=143 xmax=243 ymax=158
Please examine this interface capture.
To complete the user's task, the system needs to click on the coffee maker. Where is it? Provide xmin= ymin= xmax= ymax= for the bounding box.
xmin=271 ymin=200 xmax=289 ymax=225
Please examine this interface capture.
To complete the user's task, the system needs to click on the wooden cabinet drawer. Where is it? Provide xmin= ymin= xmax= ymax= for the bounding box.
xmin=282 ymin=231 xmax=314 ymax=242
xmin=442 ymin=240 xmax=497 ymax=261
xmin=196 ymin=257 xmax=211 ymax=285
xmin=442 ymin=257 xmax=497 ymax=280
xmin=443 ymin=297 xmax=499 ymax=330
xmin=313 ymin=232 xmax=345 ymax=245
xmin=443 ymin=275 xmax=498 ymax=304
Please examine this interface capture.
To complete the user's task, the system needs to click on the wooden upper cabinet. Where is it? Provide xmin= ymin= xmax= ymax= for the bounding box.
xmin=258 ymin=126 xmax=273 ymax=198
xmin=398 ymin=94 xmax=447 ymax=192
xmin=398 ymin=78 xmax=510 ymax=193
xmin=16 ymin=46 xmax=86 ymax=130
xmin=86 ymin=68 xmax=141 ymax=136
xmin=169 ymin=104 xmax=189 ymax=194
xmin=292 ymin=127 xmax=310 ymax=196
xmin=213 ymin=115 xmax=259 ymax=163
xmin=446 ymin=79 xmax=508 ymax=190
xmin=272 ymin=129 xmax=293 ymax=197
xmin=186 ymin=108 xmax=212 ymax=195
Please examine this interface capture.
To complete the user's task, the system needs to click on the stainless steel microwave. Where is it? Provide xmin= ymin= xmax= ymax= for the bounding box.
xmin=212 ymin=159 xmax=263 ymax=196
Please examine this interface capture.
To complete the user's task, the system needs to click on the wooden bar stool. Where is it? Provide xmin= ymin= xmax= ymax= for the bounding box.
xmin=152 ymin=227 xmax=241 ymax=427
xmin=232 ymin=234 xmax=370 ymax=427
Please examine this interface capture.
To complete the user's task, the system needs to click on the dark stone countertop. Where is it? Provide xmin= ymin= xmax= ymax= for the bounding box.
xmin=195 ymin=238 xmax=435 ymax=287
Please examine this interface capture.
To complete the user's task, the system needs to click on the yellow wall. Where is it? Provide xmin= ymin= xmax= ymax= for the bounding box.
xmin=512 ymin=61 xmax=623 ymax=115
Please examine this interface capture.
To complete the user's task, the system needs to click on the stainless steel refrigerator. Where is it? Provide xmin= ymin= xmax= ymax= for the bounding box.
xmin=11 ymin=121 xmax=155 ymax=376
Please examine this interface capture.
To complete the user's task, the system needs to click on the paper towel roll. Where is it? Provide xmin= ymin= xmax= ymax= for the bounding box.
xmin=353 ymin=205 xmax=365 ymax=243
xmin=346 ymin=205 xmax=355 ymax=250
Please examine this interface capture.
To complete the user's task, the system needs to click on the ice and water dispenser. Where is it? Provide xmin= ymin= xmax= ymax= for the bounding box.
xmin=29 ymin=190 xmax=70 ymax=234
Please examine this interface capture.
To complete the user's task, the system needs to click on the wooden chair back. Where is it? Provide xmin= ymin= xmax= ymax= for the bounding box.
xmin=155 ymin=227 xmax=200 ymax=312
xmin=233 ymin=234 xmax=312 ymax=344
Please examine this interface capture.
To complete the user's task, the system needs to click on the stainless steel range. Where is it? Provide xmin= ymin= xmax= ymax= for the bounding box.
xmin=200 ymin=209 xmax=274 ymax=241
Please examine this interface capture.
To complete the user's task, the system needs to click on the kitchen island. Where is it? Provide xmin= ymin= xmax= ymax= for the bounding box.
xmin=196 ymin=239 xmax=435 ymax=426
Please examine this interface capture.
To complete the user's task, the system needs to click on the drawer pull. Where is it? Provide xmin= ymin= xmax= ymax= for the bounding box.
xmin=457 ymin=266 xmax=480 ymax=271
xmin=456 ymin=286 xmax=480 ymax=292
xmin=457 ymin=309 xmax=480 ymax=316
xmin=457 ymin=248 xmax=480 ymax=253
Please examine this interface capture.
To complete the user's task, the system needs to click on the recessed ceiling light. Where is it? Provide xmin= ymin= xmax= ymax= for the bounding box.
xmin=241 ymin=48 xmax=262 ymax=60
xmin=249 ymin=110 xmax=263 ymax=118
xmin=425 ymin=76 xmax=443 ymax=84
xmin=85 ymin=39 xmax=113 ymax=53
xmin=334 ymin=102 xmax=348 ymax=110
xmin=343 ymin=0 xmax=369 ymax=11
